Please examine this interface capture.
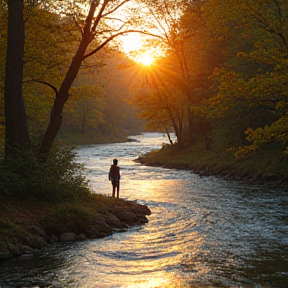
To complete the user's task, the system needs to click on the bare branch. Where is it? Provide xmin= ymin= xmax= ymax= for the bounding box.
xmin=148 ymin=7 xmax=170 ymax=41
xmin=92 ymin=0 xmax=110 ymax=33
xmin=23 ymin=79 xmax=58 ymax=96
xmin=72 ymin=15 xmax=83 ymax=34
xmin=84 ymin=0 xmax=100 ymax=35
xmin=83 ymin=30 xmax=163 ymax=60
xmin=102 ymin=0 xmax=131 ymax=18
xmin=103 ymin=16 xmax=126 ymax=24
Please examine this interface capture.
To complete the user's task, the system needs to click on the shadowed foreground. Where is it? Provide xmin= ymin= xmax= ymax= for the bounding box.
xmin=0 ymin=194 xmax=151 ymax=260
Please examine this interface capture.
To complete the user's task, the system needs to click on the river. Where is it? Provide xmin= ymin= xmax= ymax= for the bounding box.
xmin=0 ymin=133 xmax=288 ymax=288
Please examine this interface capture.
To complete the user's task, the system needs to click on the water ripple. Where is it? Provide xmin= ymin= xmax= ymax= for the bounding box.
xmin=1 ymin=133 xmax=288 ymax=288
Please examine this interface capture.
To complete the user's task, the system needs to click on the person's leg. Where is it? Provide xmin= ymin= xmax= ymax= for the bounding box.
xmin=116 ymin=182 xmax=120 ymax=199
xmin=112 ymin=183 xmax=116 ymax=198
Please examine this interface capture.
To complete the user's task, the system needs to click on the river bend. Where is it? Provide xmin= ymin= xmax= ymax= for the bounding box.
xmin=0 ymin=133 xmax=287 ymax=288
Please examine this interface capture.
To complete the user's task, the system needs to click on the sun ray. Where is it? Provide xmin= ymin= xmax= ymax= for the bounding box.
xmin=137 ymin=53 xmax=155 ymax=66
xmin=120 ymin=33 xmax=163 ymax=66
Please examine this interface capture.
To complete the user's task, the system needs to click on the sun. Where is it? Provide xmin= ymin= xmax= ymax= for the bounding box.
xmin=137 ymin=53 xmax=155 ymax=66
xmin=119 ymin=34 xmax=158 ymax=66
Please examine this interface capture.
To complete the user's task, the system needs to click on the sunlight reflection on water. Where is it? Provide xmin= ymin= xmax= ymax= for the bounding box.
xmin=1 ymin=133 xmax=288 ymax=288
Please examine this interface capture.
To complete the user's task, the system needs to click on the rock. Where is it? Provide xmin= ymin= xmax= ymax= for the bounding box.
xmin=43 ymin=224 xmax=65 ymax=238
xmin=6 ymin=243 xmax=22 ymax=257
xmin=0 ymin=249 xmax=12 ymax=260
xmin=59 ymin=232 xmax=78 ymax=242
xmin=104 ymin=214 xmax=128 ymax=231
xmin=21 ymin=245 xmax=37 ymax=254
xmin=27 ymin=226 xmax=50 ymax=242
xmin=130 ymin=203 xmax=151 ymax=216
xmin=84 ymin=221 xmax=113 ymax=238
xmin=24 ymin=234 xmax=48 ymax=249
xmin=108 ymin=202 xmax=151 ymax=226
xmin=113 ymin=210 xmax=138 ymax=226
xmin=77 ymin=234 xmax=86 ymax=241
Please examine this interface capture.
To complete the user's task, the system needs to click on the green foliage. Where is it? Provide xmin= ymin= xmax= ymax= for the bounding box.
xmin=96 ymin=53 xmax=144 ymax=138
xmin=64 ymin=85 xmax=105 ymax=134
xmin=202 ymin=0 xmax=288 ymax=156
xmin=0 ymin=145 xmax=89 ymax=200
xmin=56 ymin=204 xmax=93 ymax=227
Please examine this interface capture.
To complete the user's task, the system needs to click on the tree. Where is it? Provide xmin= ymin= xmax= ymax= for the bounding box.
xmin=98 ymin=53 xmax=144 ymax=139
xmin=3 ymin=0 xmax=166 ymax=161
xmin=130 ymin=60 xmax=187 ymax=145
xmin=0 ymin=2 xmax=7 ymax=152
xmin=137 ymin=0 xmax=223 ymax=146
xmin=22 ymin=5 xmax=75 ymax=141
xmin=4 ymin=0 xmax=30 ymax=155
xmin=203 ymin=0 xmax=288 ymax=155
xmin=35 ymin=0 xmax=164 ymax=160
xmin=64 ymin=85 xmax=105 ymax=134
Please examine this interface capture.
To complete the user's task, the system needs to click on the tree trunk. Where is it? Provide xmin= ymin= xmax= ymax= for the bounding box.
xmin=4 ymin=0 xmax=30 ymax=155
xmin=163 ymin=123 xmax=173 ymax=145
xmin=167 ymin=109 xmax=185 ymax=147
xmin=38 ymin=1 xmax=99 ymax=161
xmin=38 ymin=38 xmax=90 ymax=159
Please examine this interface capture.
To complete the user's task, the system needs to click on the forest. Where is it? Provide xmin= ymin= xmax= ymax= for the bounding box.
xmin=1 ymin=0 xmax=288 ymax=200
xmin=1 ymin=1 xmax=288 ymax=285
xmin=130 ymin=0 xmax=288 ymax=182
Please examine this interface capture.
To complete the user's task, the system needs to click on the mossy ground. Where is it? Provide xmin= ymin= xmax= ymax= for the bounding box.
xmin=0 ymin=193 xmax=135 ymax=252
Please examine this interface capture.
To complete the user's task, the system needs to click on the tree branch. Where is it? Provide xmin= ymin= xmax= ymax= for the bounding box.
xmin=92 ymin=0 xmax=109 ymax=32
xmin=102 ymin=0 xmax=131 ymax=18
xmin=23 ymin=79 xmax=58 ymax=96
xmin=83 ymin=30 xmax=163 ymax=60
xmin=84 ymin=0 xmax=100 ymax=36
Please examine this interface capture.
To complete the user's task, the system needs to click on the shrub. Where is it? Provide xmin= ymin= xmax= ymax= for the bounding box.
xmin=0 ymin=145 xmax=90 ymax=200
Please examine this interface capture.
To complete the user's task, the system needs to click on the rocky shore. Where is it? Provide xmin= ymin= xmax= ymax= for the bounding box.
xmin=0 ymin=195 xmax=151 ymax=261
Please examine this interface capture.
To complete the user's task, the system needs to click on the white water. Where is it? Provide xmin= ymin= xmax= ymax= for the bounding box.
xmin=1 ymin=133 xmax=288 ymax=288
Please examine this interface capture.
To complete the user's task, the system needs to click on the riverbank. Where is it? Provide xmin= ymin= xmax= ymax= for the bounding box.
xmin=0 ymin=194 xmax=151 ymax=261
xmin=136 ymin=143 xmax=288 ymax=186
xmin=57 ymin=129 xmax=140 ymax=146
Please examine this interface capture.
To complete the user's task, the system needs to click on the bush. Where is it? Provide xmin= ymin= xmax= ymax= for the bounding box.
xmin=0 ymin=145 xmax=90 ymax=200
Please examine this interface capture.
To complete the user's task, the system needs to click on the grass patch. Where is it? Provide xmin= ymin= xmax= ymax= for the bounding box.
xmin=0 ymin=193 xmax=129 ymax=251
xmin=141 ymin=143 xmax=288 ymax=183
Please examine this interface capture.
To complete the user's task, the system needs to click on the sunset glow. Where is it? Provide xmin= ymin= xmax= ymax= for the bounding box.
xmin=120 ymin=33 xmax=159 ymax=66
xmin=137 ymin=53 xmax=155 ymax=66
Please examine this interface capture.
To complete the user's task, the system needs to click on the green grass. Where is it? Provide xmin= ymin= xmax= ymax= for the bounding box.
xmin=0 ymin=193 xmax=133 ymax=253
xmin=141 ymin=143 xmax=288 ymax=184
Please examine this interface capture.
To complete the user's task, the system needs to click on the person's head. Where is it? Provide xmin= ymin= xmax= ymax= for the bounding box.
xmin=113 ymin=158 xmax=118 ymax=165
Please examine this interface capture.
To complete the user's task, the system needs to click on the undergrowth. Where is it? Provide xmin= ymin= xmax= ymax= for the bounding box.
xmin=0 ymin=145 xmax=90 ymax=201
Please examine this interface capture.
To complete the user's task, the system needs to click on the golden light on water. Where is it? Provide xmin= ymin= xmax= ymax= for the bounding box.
xmin=125 ymin=273 xmax=179 ymax=288
xmin=117 ymin=179 xmax=206 ymax=288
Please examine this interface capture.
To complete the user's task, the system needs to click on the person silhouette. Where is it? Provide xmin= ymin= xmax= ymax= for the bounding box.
xmin=108 ymin=158 xmax=121 ymax=198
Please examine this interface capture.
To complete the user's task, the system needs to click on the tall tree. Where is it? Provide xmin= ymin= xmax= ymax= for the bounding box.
xmin=140 ymin=0 xmax=223 ymax=146
xmin=3 ymin=0 xmax=165 ymax=161
xmin=4 ymin=0 xmax=30 ymax=155
xmin=130 ymin=60 xmax=187 ymax=145
xmin=203 ymin=0 xmax=288 ymax=155
xmin=37 ymin=0 xmax=163 ymax=160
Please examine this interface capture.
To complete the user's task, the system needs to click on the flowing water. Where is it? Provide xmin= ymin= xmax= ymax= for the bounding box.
xmin=1 ymin=133 xmax=288 ymax=288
